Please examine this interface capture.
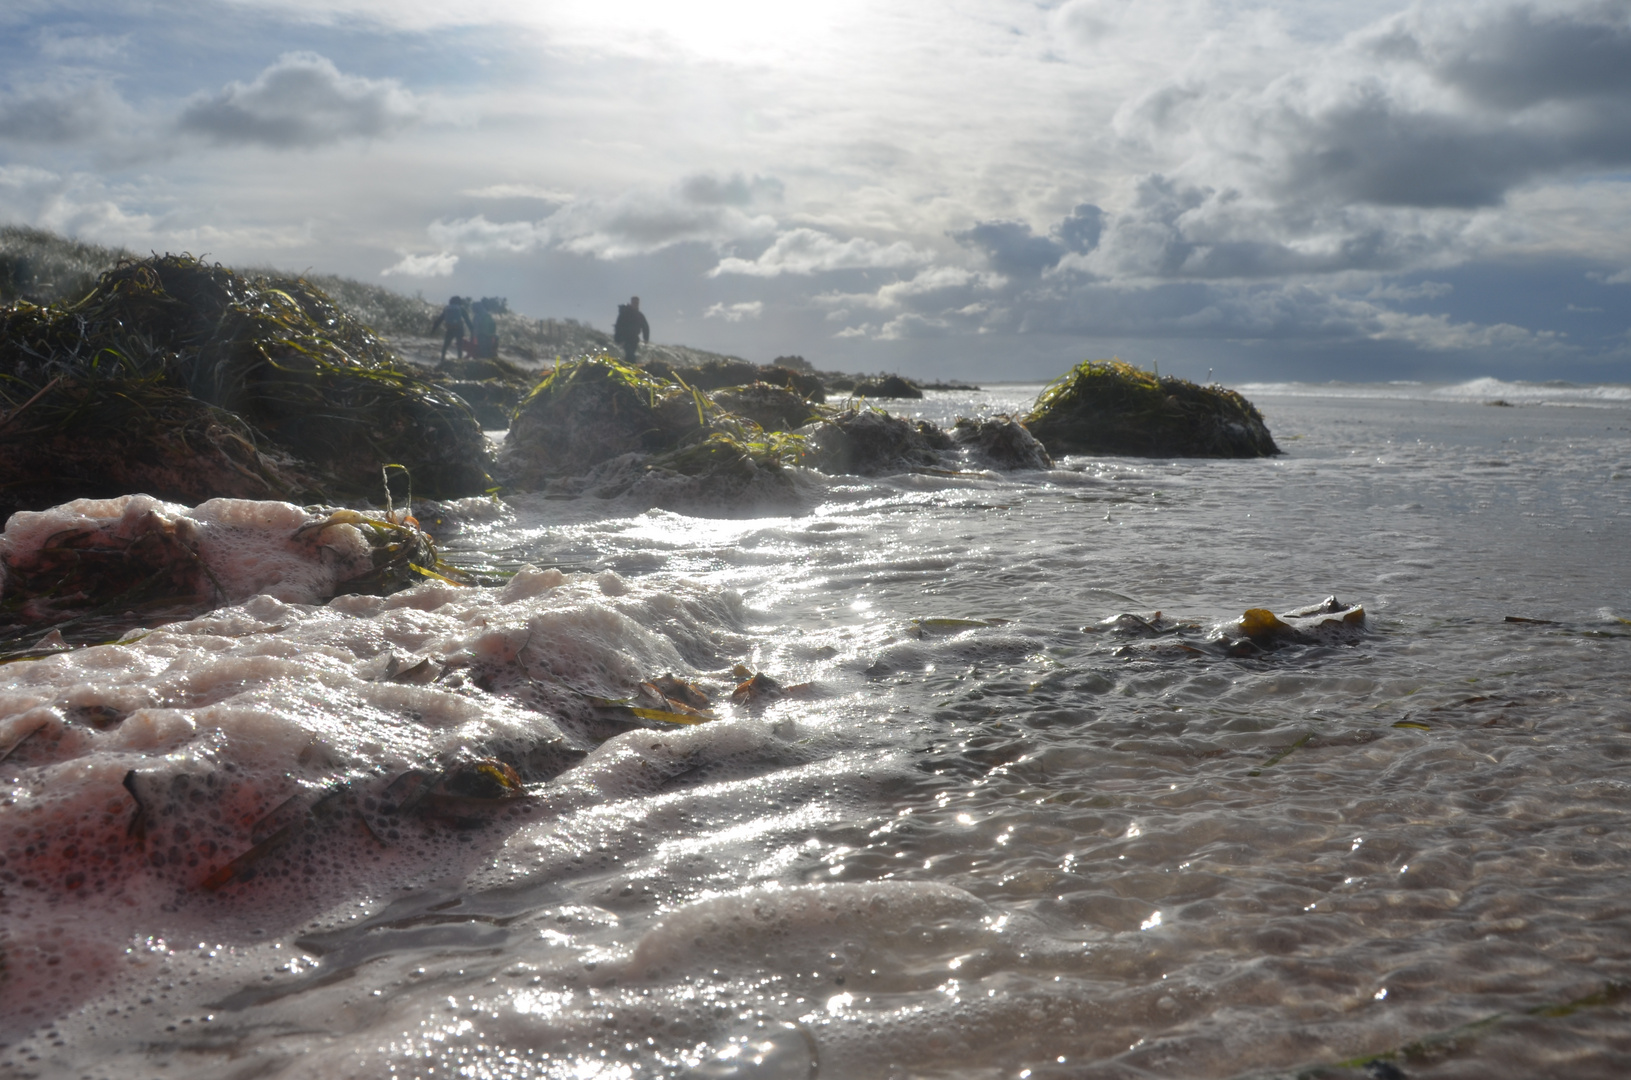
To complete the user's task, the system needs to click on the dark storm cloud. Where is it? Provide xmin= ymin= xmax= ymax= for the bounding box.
xmin=1052 ymin=204 xmax=1104 ymax=254
xmin=1284 ymin=2 xmax=1631 ymax=208
xmin=952 ymin=220 xmax=1065 ymax=278
xmin=951 ymin=205 xmax=1106 ymax=279
xmin=951 ymin=206 xmax=1105 ymax=279
xmin=841 ymin=265 xmax=1563 ymax=356
xmin=1371 ymin=0 xmax=1631 ymax=110
xmin=177 ymin=52 xmax=420 ymax=148
xmin=1120 ymin=1 xmax=1631 ymax=212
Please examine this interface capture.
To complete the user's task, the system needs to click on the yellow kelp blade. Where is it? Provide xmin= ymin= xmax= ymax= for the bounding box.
xmin=1239 ymin=608 xmax=1289 ymax=640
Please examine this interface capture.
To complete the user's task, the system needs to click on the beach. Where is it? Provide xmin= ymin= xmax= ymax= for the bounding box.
xmin=2 ymin=379 xmax=1629 ymax=1079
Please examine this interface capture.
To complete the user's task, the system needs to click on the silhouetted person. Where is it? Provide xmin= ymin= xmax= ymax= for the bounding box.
xmin=614 ymin=295 xmax=649 ymax=365
xmin=471 ymin=299 xmax=499 ymax=359
xmin=431 ymin=295 xmax=472 ymax=362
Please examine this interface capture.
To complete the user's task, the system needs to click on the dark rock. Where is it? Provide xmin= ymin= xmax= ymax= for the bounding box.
xmin=440 ymin=379 xmax=522 ymax=430
xmin=499 ymin=359 xmax=703 ymax=486
xmin=950 ymin=414 xmax=1054 ymax=470
xmin=435 ymin=355 xmax=531 ymax=383
xmin=759 ymin=365 xmax=826 ymax=403
xmin=679 ymin=358 xmax=762 ymax=390
xmin=853 ymin=374 xmax=923 ymax=399
xmin=711 ymin=382 xmax=823 ymax=432
xmin=801 ymin=409 xmax=950 ymax=476
xmin=498 ymin=358 xmax=807 ymax=505
xmin=1022 ymin=359 xmax=1279 ymax=458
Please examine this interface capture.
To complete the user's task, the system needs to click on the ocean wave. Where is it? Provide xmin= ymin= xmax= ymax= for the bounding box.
xmin=1241 ymin=377 xmax=1631 ymax=406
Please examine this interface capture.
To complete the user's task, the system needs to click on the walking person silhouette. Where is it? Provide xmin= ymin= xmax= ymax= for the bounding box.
xmin=613 ymin=296 xmax=649 ymax=365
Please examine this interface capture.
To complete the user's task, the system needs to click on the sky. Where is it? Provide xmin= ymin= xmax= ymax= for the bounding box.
xmin=3 ymin=0 xmax=1630 ymax=383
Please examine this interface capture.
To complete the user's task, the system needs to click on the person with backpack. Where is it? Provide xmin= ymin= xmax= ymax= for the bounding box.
xmin=613 ymin=296 xmax=649 ymax=365
xmin=431 ymin=296 xmax=472 ymax=362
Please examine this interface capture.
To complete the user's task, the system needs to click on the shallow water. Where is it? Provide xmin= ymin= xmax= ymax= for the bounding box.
xmin=3 ymin=380 xmax=1630 ymax=1079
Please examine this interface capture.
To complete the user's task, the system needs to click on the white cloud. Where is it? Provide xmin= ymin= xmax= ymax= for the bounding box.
xmin=428 ymin=215 xmax=549 ymax=254
xmin=1367 ymin=280 xmax=1454 ymax=301
xmin=177 ymin=52 xmax=422 ymax=147
xmin=711 ymin=228 xmax=932 ymax=277
xmin=878 ymin=313 xmax=952 ymax=340
xmin=0 ymin=165 xmax=156 ymax=241
xmin=703 ymin=300 xmax=763 ymax=322
xmin=556 ymin=200 xmax=776 ymax=259
xmin=461 ymin=184 xmax=575 ymax=202
xmin=4 ymin=0 xmax=1621 ymax=374
xmin=423 ymin=175 xmax=783 ymax=260
xmin=381 ymin=251 xmax=459 ymax=277
xmin=1115 ymin=2 xmax=1631 ymax=213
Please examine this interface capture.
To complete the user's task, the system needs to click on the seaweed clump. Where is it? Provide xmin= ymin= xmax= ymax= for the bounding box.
xmin=497 ymin=356 xmax=806 ymax=496
xmin=1023 ymin=360 xmax=1278 ymax=458
xmin=800 ymin=408 xmax=951 ymax=476
xmin=0 ymin=253 xmax=493 ymax=519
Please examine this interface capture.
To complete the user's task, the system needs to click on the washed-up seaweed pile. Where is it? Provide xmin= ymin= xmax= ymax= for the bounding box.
xmin=498 ymin=356 xmax=807 ymax=492
xmin=0 ymin=254 xmax=494 ymax=520
xmin=1023 ymin=359 xmax=1279 ymax=457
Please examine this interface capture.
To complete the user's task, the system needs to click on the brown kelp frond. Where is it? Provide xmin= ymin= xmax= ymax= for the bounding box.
xmin=294 ymin=508 xmax=477 ymax=595
xmin=1022 ymin=359 xmax=1279 ymax=458
xmin=0 ymin=507 xmax=219 ymax=646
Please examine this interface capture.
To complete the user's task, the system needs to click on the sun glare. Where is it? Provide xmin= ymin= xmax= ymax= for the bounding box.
xmin=547 ymin=0 xmax=868 ymax=62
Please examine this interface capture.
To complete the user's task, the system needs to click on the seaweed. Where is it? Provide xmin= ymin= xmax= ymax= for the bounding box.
xmin=800 ymin=407 xmax=950 ymax=476
xmin=0 ymin=253 xmax=494 ymax=515
xmin=1022 ymin=359 xmax=1279 ymax=458
xmin=498 ymin=355 xmax=806 ymax=488
xmin=710 ymin=382 xmax=824 ymax=432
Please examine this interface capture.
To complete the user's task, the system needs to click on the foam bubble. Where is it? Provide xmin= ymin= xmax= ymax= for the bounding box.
xmin=0 ymin=567 xmax=752 ymax=1036
xmin=0 ymin=495 xmax=374 ymax=608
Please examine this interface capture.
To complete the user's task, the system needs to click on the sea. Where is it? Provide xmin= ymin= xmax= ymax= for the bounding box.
xmin=2 ymin=377 xmax=1629 ymax=1079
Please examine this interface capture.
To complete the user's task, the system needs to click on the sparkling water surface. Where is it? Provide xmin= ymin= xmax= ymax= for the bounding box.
xmin=3 ymin=381 xmax=1629 ymax=1079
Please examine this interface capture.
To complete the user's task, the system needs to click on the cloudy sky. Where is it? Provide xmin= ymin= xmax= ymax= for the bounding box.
xmin=3 ymin=0 xmax=1629 ymax=382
